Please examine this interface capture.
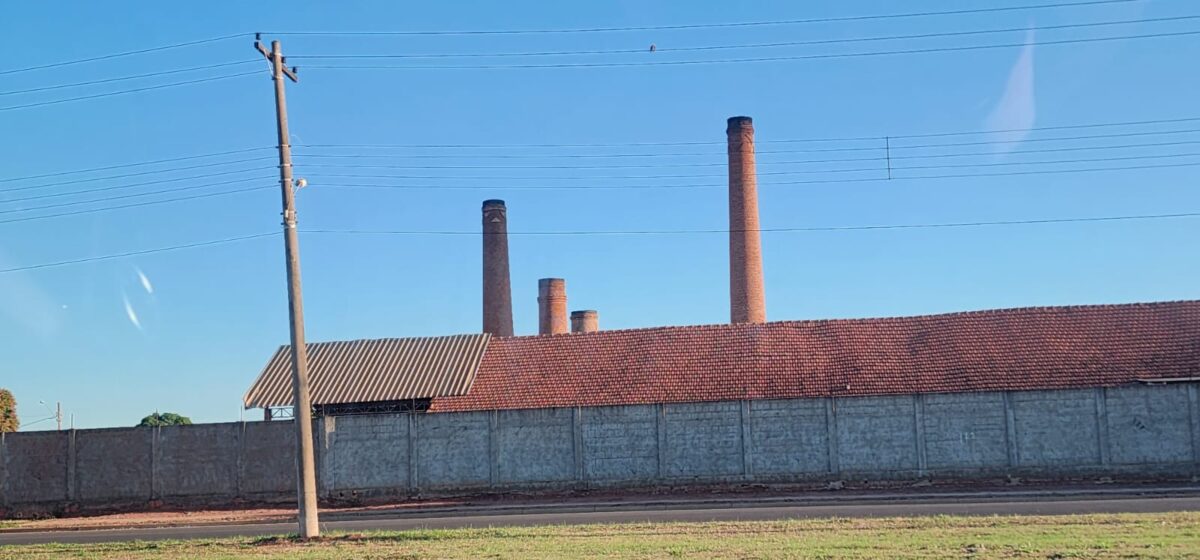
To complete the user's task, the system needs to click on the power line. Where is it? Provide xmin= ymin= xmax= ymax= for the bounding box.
xmin=266 ymin=0 xmax=1135 ymax=36
xmin=0 ymin=147 xmax=272 ymax=184
xmin=0 ymin=158 xmax=277 ymax=195
xmin=291 ymin=14 xmax=1193 ymax=60
xmin=0 ymin=186 xmax=273 ymax=226
xmin=308 ymin=160 xmax=1200 ymax=189
xmin=0 ymin=33 xmax=249 ymax=76
xmin=0 ymin=232 xmax=275 ymax=274
xmin=0 ymin=71 xmax=261 ymax=112
xmin=294 ymin=138 xmax=1200 ymax=163
xmin=295 ymin=116 xmax=1200 ymax=150
xmin=303 ymin=211 xmax=1200 ymax=237
xmin=0 ymin=60 xmax=260 ymax=97
xmin=296 ymin=144 xmax=1200 ymax=171
xmin=7 ymin=209 xmax=1190 ymax=275
xmin=302 ymin=30 xmax=1199 ymax=70
xmin=0 ymin=176 xmax=274 ymax=210
xmin=1 ymin=168 xmax=275 ymax=200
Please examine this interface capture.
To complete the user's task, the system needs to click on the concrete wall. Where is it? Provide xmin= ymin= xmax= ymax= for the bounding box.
xmin=0 ymin=421 xmax=297 ymax=515
xmin=2 ymin=384 xmax=1198 ymax=515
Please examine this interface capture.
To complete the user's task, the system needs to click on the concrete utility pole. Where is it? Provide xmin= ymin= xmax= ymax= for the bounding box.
xmin=56 ymin=401 xmax=61 ymax=432
xmin=254 ymin=36 xmax=320 ymax=539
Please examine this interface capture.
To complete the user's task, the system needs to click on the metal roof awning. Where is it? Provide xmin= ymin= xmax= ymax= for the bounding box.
xmin=243 ymin=333 xmax=491 ymax=409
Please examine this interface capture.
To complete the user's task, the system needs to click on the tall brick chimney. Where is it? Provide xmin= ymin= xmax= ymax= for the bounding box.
xmin=570 ymin=310 xmax=599 ymax=333
xmin=727 ymin=116 xmax=766 ymax=324
xmin=537 ymin=278 xmax=568 ymax=335
xmin=482 ymin=199 xmax=514 ymax=337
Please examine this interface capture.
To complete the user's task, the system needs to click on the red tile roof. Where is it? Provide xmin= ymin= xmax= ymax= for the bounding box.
xmin=430 ymin=300 xmax=1200 ymax=412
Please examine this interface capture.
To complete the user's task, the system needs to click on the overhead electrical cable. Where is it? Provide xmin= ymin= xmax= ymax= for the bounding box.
xmin=290 ymin=14 xmax=1196 ymax=60
xmin=0 ymin=232 xmax=276 ymax=274
xmin=307 ymin=160 xmax=1200 ymax=189
xmin=0 ymin=60 xmax=260 ymax=97
xmin=295 ymin=148 xmax=1200 ymax=172
xmin=304 ymin=211 xmax=1200 ymax=237
xmin=0 ymin=186 xmax=273 ymax=226
xmin=0 ymin=71 xmax=261 ymax=112
xmin=3 ymin=208 xmax=1190 ymax=275
xmin=0 ymin=147 xmax=272 ymax=183
xmin=0 ymin=33 xmax=250 ymax=76
xmin=295 ymin=116 xmax=1200 ymax=150
xmin=301 ymin=30 xmax=1200 ymax=70
xmin=0 ymin=158 xmax=277 ymax=195
xmin=265 ymin=0 xmax=1135 ymax=36
xmin=0 ymin=175 xmax=275 ymax=207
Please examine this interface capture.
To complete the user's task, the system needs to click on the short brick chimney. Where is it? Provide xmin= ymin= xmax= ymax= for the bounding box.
xmin=537 ymin=278 xmax=568 ymax=335
xmin=727 ymin=116 xmax=766 ymax=324
xmin=482 ymin=199 xmax=514 ymax=337
xmin=570 ymin=310 xmax=599 ymax=333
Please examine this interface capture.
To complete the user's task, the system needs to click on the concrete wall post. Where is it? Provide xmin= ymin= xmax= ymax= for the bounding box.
xmin=151 ymin=427 xmax=162 ymax=500
xmin=66 ymin=430 xmax=77 ymax=502
xmin=1188 ymin=383 xmax=1200 ymax=465
xmin=740 ymin=400 xmax=753 ymax=478
xmin=1003 ymin=391 xmax=1019 ymax=467
xmin=317 ymin=417 xmax=334 ymax=498
xmin=572 ymin=407 xmax=585 ymax=483
xmin=825 ymin=398 xmax=840 ymax=475
xmin=656 ymin=404 xmax=667 ymax=478
xmin=236 ymin=421 xmax=246 ymax=499
xmin=0 ymin=432 xmax=8 ymax=508
xmin=488 ymin=410 xmax=499 ymax=487
xmin=1095 ymin=388 xmax=1111 ymax=465
xmin=407 ymin=413 xmax=418 ymax=494
xmin=914 ymin=394 xmax=928 ymax=476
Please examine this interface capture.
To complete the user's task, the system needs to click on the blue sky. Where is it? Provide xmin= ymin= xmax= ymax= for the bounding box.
xmin=2 ymin=0 xmax=1198 ymax=429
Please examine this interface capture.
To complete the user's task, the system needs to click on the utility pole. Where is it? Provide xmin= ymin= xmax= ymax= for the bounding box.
xmin=56 ymin=401 xmax=61 ymax=432
xmin=254 ymin=36 xmax=320 ymax=539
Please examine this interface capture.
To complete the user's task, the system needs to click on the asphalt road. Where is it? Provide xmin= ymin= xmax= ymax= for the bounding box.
xmin=2 ymin=495 xmax=1199 ymax=545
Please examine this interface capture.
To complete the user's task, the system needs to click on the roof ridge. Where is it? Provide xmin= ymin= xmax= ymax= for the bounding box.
xmin=491 ymin=299 xmax=1200 ymax=341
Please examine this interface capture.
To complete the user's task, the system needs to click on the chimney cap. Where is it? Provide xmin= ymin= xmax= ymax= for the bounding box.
xmin=538 ymin=277 xmax=566 ymax=284
xmin=727 ymin=116 xmax=753 ymax=127
xmin=482 ymin=199 xmax=507 ymax=209
xmin=570 ymin=310 xmax=598 ymax=317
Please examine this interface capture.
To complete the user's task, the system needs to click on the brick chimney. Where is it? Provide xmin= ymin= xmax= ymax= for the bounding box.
xmin=727 ymin=116 xmax=766 ymax=324
xmin=482 ymin=199 xmax=514 ymax=337
xmin=537 ymin=278 xmax=568 ymax=335
xmin=570 ymin=310 xmax=599 ymax=333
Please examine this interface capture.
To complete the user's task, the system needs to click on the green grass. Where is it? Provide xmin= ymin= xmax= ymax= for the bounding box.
xmin=0 ymin=522 xmax=20 ymax=530
xmin=4 ymin=512 xmax=1199 ymax=559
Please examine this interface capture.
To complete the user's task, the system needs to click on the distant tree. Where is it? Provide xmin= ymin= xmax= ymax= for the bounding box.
xmin=0 ymin=389 xmax=16 ymax=432
xmin=137 ymin=412 xmax=192 ymax=427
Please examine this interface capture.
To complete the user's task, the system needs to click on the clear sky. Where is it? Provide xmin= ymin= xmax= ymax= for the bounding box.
xmin=2 ymin=0 xmax=1198 ymax=429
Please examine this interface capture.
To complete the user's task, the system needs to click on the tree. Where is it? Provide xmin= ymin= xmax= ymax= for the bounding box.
xmin=137 ymin=412 xmax=192 ymax=427
xmin=0 ymin=389 xmax=16 ymax=432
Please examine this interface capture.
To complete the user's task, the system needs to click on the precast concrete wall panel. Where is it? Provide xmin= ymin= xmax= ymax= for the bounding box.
xmin=749 ymin=399 xmax=829 ymax=475
xmin=2 ymin=432 xmax=68 ymax=504
xmin=322 ymin=414 xmax=410 ymax=492
xmin=414 ymin=411 xmax=490 ymax=489
xmin=923 ymin=393 xmax=1009 ymax=469
xmin=76 ymin=428 xmax=151 ymax=503
xmin=157 ymin=423 xmax=240 ymax=497
xmin=663 ymin=401 xmax=742 ymax=478
xmin=496 ymin=408 xmax=574 ymax=483
xmin=1105 ymin=385 xmax=1193 ymax=465
xmin=240 ymin=420 xmax=296 ymax=496
xmin=581 ymin=405 xmax=658 ymax=482
xmin=835 ymin=396 xmax=918 ymax=472
xmin=1012 ymin=389 xmax=1100 ymax=467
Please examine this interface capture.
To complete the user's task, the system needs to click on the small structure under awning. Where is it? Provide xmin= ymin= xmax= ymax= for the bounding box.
xmin=243 ymin=333 xmax=491 ymax=414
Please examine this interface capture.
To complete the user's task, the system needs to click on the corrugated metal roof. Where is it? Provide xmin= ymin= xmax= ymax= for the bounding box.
xmin=244 ymin=334 xmax=491 ymax=408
